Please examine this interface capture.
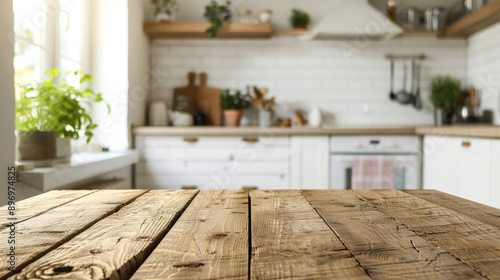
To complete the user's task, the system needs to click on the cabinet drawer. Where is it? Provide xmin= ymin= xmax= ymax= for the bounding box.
xmin=136 ymin=174 xmax=289 ymax=189
xmin=138 ymin=136 xmax=289 ymax=150
xmin=137 ymin=162 xmax=289 ymax=175
xmin=141 ymin=149 xmax=233 ymax=162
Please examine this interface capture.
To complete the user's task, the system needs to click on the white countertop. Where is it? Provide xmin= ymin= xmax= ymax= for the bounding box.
xmin=18 ymin=151 xmax=139 ymax=191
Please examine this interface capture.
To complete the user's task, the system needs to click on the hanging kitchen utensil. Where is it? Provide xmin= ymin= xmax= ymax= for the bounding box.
xmin=395 ymin=63 xmax=413 ymax=105
xmin=413 ymin=63 xmax=422 ymax=109
xmin=389 ymin=59 xmax=396 ymax=101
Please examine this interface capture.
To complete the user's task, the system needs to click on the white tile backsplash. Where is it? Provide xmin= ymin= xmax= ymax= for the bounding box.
xmin=151 ymin=36 xmax=467 ymax=126
xmin=467 ymin=22 xmax=500 ymax=124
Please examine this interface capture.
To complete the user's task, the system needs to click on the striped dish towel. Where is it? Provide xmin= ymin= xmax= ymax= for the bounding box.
xmin=351 ymin=156 xmax=394 ymax=189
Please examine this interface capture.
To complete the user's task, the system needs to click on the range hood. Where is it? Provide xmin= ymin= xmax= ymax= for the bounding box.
xmin=304 ymin=0 xmax=403 ymax=41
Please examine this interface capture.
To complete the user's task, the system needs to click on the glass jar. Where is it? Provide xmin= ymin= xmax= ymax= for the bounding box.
xmin=238 ymin=9 xmax=253 ymax=23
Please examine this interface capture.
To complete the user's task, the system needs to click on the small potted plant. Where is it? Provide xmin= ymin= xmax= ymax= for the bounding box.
xmin=430 ymin=75 xmax=461 ymax=126
xmin=290 ymin=9 xmax=311 ymax=30
xmin=151 ymin=0 xmax=179 ymax=22
xmin=221 ymin=90 xmax=249 ymax=127
xmin=204 ymin=0 xmax=232 ymax=38
xmin=16 ymin=69 xmax=109 ymax=164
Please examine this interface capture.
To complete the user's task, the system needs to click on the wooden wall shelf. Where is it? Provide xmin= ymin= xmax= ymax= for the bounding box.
xmin=444 ymin=0 xmax=500 ymax=37
xmin=144 ymin=22 xmax=273 ymax=39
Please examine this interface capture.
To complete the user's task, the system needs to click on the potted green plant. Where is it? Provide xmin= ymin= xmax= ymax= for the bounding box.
xmin=16 ymin=69 xmax=109 ymax=164
xmin=204 ymin=0 xmax=232 ymax=38
xmin=151 ymin=0 xmax=179 ymax=22
xmin=430 ymin=75 xmax=461 ymax=126
xmin=290 ymin=9 xmax=311 ymax=30
xmin=221 ymin=90 xmax=250 ymax=127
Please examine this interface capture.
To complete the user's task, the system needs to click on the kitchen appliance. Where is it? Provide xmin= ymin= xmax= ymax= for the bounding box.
xmin=330 ymin=136 xmax=420 ymax=189
xmin=304 ymin=0 xmax=403 ymax=40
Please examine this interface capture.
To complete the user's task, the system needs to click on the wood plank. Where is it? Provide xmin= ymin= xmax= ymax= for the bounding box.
xmin=353 ymin=189 xmax=500 ymax=279
xmin=143 ymin=22 xmax=272 ymax=39
xmin=404 ymin=190 xmax=500 ymax=229
xmin=0 ymin=190 xmax=97 ymax=230
xmin=303 ymin=190 xmax=485 ymax=280
xmin=8 ymin=190 xmax=197 ymax=280
xmin=0 ymin=190 xmax=147 ymax=279
xmin=444 ymin=0 xmax=500 ymax=37
xmin=131 ymin=190 xmax=249 ymax=280
xmin=251 ymin=190 xmax=370 ymax=280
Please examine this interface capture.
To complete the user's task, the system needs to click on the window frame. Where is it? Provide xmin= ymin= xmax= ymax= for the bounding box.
xmin=13 ymin=0 xmax=90 ymax=82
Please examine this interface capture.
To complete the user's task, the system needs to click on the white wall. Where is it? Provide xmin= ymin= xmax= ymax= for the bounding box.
xmin=128 ymin=0 xmax=151 ymax=137
xmin=151 ymin=37 xmax=466 ymax=126
xmin=144 ymin=0 xmax=460 ymax=30
xmin=90 ymin=0 xmax=129 ymax=151
xmin=0 ymin=0 xmax=15 ymax=206
xmin=467 ymin=22 xmax=500 ymax=125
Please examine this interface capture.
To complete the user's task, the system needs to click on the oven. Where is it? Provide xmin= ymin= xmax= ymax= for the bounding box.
xmin=330 ymin=136 xmax=421 ymax=190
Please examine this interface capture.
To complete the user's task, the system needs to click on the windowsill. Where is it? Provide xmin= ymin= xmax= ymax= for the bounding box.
xmin=18 ymin=150 xmax=139 ymax=192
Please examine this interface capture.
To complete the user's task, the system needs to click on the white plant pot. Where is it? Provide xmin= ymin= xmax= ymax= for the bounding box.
xmin=155 ymin=13 xmax=175 ymax=22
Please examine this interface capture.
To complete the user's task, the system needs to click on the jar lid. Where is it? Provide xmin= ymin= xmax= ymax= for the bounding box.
xmin=238 ymin=9 xmax=252 ymax=15
xmin=259 ymin=9 xmax=273 ymax=14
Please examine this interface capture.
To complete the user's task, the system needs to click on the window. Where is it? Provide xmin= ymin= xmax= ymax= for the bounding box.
xmin=14 ymin=0 xmax=88 ymax=91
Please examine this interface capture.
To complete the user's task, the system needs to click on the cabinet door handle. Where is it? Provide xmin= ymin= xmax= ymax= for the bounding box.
xmin=462 ymin=141 xmax=471 ymax=147
xmin=242 ymin=138 xmax=258 ymax=143
xmin=183 ymin=138 xmax=199 ymax=143
xmin=182 ymin=186 xmax=198 ymax=190
xmin=242 ymin=186 xmax=258 ymax=190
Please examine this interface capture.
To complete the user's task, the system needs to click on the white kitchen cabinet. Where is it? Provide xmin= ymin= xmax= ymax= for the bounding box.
xmin=424 ymin=135 xmax=494 ymax=207
xmin=423 ymin=135 xmax=458 ymax=195
xmin=135 ymin=135 xmax=290 ymax=190
xmin=491 ymin=140 xmax=500 ymax=208
xmin=290 ymin=136 xmax=329 ymax=189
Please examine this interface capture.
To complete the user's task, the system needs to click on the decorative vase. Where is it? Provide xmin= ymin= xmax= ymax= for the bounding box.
xmin=259 ymin=110 xmax=272 ymax=128
xmin=16 ymin=131 xmax=56 ymax=161
xmin=223 ymin=110 xmax=244 ymax=127
xmin=434 ymin=108 xmax=454 ymax=126
xmin=149 ymin=101 xmax=169 ymax=126
xmin=308 ymin=107 xmax=323 ymax=127
xmin=293 ymin=26 xmax=308 ymax=30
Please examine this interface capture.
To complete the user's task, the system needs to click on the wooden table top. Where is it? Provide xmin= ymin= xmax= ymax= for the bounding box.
xmin=2 ymin=189 xmax=500 ymax=280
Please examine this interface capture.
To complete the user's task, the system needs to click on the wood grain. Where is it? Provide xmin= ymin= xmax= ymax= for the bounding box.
xmin=143 ymin=22 xmax=272 ymax=39
xmin=415 ymin=126 xmax=500 ymax=139
xmin=303 ymin=190 xmax=485 ymax=280
xmin=131 ymin=190 xmax=249 ymax=280
xmin=354 ymin=189 xmax=500 ymax=279
xmin=173 ymin=72 xmax=197 ymax=113
xmin=444 ymin=0 xmax=500 ymax=37
xmin=0 ymin=190 xmax=96 ymax=230
xmin=0 ymin=190 xmax=147 ymax=279
xmin=8 ymin=190 xmax=197 ymax=280
xmin=251 ymin=190 xmax=370 ymax=280
xmin=132 ymin=126 xmax=417 ymax=137
xmin=404 ymin=190 xmax=500 ymax=229
xmin=196 ymin=73 xmax=221 ymax=126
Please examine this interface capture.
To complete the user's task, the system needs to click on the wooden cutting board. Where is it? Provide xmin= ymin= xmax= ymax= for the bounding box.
xmin=173 ymin=72 xmax=197 ymax=112
xmin=196 ymin=72 xmax=221 ymax=126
